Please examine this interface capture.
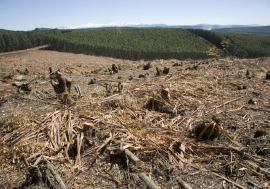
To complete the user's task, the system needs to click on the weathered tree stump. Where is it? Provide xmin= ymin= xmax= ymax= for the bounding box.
xmin=88 ymin=78 xmax=97 ymax=85
xmin=163 ymin=67 xmax=170 ymax=74
xmin=156 ymin=67 xmax=162 ymax=76
xmin=143 ymin=62 xmax=151 ymax=70
xmin=112 ymin=64 xmax=118 ymax=73
xmin=12 ymin=81 xmax=31 ymax=93
xmin=49 ymin=69 xmax=72 ymax=94
xmin=139 ymin=74 xmax=146 ymax=78
xmin=266 ymin=70 xmax=270 ymax=80
xmin=191 ymin=120 xmax=219 ymax=141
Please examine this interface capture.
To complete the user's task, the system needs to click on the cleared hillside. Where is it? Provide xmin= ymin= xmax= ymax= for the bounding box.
xmin=0 ymin=49 xmax=270 ymax=189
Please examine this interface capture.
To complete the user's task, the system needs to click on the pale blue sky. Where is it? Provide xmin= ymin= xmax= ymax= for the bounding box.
xmin=1 ymin=0 xmax=269 ymax=31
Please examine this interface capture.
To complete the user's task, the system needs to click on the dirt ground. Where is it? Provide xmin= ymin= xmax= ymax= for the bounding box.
xmin=0 ymin=49 xmax=270 ymax=189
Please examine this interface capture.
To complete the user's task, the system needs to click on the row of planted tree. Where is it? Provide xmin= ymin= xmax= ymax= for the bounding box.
xmin=1 ymin=28 xmax=270 ymax=60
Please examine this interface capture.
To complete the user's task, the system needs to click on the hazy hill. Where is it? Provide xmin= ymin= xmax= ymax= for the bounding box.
xmin=212 ymin=26 xmax=270 ymax=37
xmin=57 ymin=23 xmax=262 ymax=30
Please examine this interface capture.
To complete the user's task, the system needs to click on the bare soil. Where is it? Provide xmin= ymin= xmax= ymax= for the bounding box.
xmin=0 ymin=49 xmax=270 ymax=189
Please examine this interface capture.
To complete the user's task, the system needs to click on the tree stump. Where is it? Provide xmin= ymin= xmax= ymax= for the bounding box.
xmin=266 ymin=70 xmax=270 ymax=80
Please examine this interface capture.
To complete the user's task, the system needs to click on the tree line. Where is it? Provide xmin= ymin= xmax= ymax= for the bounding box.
xmin=1 ymin=28 xmax=270 ymax=60
xmin=187 ymin=29 xmax=270 ymax=58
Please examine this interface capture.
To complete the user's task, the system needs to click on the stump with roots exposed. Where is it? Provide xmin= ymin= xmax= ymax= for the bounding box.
xmin=191 ymin=120 xmax=220 ymax=141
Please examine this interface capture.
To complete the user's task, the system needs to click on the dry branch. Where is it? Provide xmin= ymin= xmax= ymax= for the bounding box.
xmin=239 ymin=163 xmax=264 ymax=178
xmin=104 ymin=169 xmax=122 ymax=185
xmin=139 ymin=172 xmax=160 ymax=189
xmin=176 ymin=177 xmax=193 ymax=189
xmin=22 ymin=155 xmax=29 ymax=167
xmin=245 ymin=160 xmax=270 ymax=175
xmin=212 ymin=172 xmax=245 ymax=189
xmin=124 ymin=149 xmax=142 ymax=167
xmin=75 ymin=132 xmax=84 ymax=166
xmin=46 ymin=160 xmax=66 ymax=189
xmin=206 ymin=96 xmax=243 ymax=113
xmin=97 ymin=132 xmax=113 ymax=152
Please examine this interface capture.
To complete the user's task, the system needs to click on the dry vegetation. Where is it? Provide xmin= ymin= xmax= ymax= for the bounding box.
xmin=0 ymin=49 xmax=270 ymax=189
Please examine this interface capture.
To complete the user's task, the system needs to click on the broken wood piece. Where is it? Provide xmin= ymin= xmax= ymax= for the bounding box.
xmin=139 ymin=172 xmax=159 ymax=189
xmin=12 ymin=81 xmax=31 ymax=93
xmin=26 ymin=152 xmax=42 ymax=161
xmin=77 ymin=85 xmax=81 ymax=96
xmin=75 ymin=85 xmax=82 ymax=97
xmin=97 ymin=132 xmax=113 ymax=152
xmin=176 ymin=177 xmax=194 ymax=189
xmin=104 ymin=169 xmax=122 ymax=185
xmin=21 ymin=155 xmax=30 ymax=167
xmin=215 ymin=124 xmax=244 ymax=147
xmin=239 ymin=163 xmax=264 ymax=178
xmin=206 ymin=96 xmax=243 ymax=113
xmin=106 ymin=145 xmax=120 ymax=151
xmin=245 ymin=160 xmax=270 ymax=175
xmin=124 ymin=149 xmax=142 ymax=167
xmin=75 ymin=132 xmax=84 ymax=166
xmin=46 ymin=161 xmax=66 ymax=189
xmin=83 ymin=122 xmax=94 ymax=132
xmin=212 ymin=172 xmax=245 ymax=189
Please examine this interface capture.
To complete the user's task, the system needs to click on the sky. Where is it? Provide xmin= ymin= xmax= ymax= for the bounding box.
xmin=0 ymin=0 xmax=269 ymax=31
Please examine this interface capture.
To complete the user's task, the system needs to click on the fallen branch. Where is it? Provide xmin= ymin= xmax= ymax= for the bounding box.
xmin=75 ymin=132 xmax=84 ymax=167
xmin=46 ymin=160 xmax=66 ymax=189
xmin=97 ymin=132 xmax=113 ymax=152
xmin=139 ymin=172 xmax=160 ymax=189
xmin=212 ymin=172 xmax=245 ymax=189
xmin=215 ymin=124 xmax=244 ymax=147
xmin=239 ymin=163 xmax=264 ymax=178
xmin=243 ymin=106 xmax=270 ymax=113
xmin=124 ymin=149 xmax=142 ymax=167
xmin=206 ymin=96 xmax=243 ymax=113
xmin=21 ymin=155 xmax=29 ymax=167
xmin=176 ymin=177 xmax=193 ymax=189
xmin=230 ymin=146 xmax=270 ymax=167
xmin=104 ymin=169 xmax=122 ymax=185
xmin=245 ymin=160 xmax=270 ymax=175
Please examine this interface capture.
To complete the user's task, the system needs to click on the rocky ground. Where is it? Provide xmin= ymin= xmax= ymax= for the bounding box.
xmin=0 ymin=49 xmax=270 ymax=189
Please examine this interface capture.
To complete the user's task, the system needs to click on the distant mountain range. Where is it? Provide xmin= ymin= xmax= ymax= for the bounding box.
xmin=25 ymin=23 xmax=260 ymax=37
xmin=55 ymin=23 xmax=270 ymax=36
xmin=211 ymin=25 xmax=270 ymax=36
xmin=57 ymin=23 xmax=265 ymax=30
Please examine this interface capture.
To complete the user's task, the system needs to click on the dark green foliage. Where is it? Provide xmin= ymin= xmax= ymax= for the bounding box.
xmin=1 ymin=28 xmax=270 ymax=60
xmin=0 ymin=29 xmax=61 ymax=52
xmin=219 ymin=33 xmax=270 ymax=58
xmin=187 ymin=29 xmax=224 ymax=49
xmin=0 ymin=31 xmax=33 ymax=51
xmin=0 ymin=34 xmax=6 ymax=52
xmin=47 ymin=28 xmax=212 ymax=60
xmin=188 ymin=29 xmax=270 ymax=58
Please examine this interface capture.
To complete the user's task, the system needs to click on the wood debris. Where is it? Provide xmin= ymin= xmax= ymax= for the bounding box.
xmin=0 ymin=53 xmax=270 ymax=188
